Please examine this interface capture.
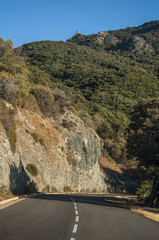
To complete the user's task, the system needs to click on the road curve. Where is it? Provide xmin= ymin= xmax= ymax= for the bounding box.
xmin=0 ymin=194 xmax=159 ymax=240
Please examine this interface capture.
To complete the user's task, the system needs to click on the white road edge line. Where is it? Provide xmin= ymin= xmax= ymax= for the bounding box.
xmin=73 ymin=224 xmax=78 ymax=233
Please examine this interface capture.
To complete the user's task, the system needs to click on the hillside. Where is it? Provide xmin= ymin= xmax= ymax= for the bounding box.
xmin=0 ymin=37 xmax=107 ymax=193
xmin=68 ymin=20 xmax=159 ymax=81
xmin=15 ymin=23 xmax=159 ymax=163
xmin=0 ymin=21 xmax=159 ymax=203
xmin=0 ymin=36 xmax=137 ymax=195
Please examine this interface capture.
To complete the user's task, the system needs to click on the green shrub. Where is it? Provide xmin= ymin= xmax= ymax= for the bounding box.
xmin=136 ymin=180 xmax=153 ymax=202
xmin=39 ymin=138 xmax=44 ymax=145
xmin=31 ymin=132 xmax=39 ymax=143
xmin=30 ymin=86 xmax=60 ymax=117
xmin=0 ymin=78 xmax=18 ymax=103
xmin=26 ymin=163 xmax=38 ymax=177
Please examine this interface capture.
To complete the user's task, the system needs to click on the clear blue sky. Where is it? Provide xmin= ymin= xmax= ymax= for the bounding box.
xmin=1 ymin=0 xmax=158 ymax=47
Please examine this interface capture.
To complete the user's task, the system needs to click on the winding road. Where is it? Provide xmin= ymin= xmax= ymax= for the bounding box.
xmin=0 ymin=194 xmax=159 ymax=240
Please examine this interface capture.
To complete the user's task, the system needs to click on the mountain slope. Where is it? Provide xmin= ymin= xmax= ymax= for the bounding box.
xmin=67 ymin=20 xmax=159 ymax=54
xmin=67 ymin=20 xmax=159 ymax=81
xmin=15 ymin=26 xmax=159 ymax=163
xmin=16 ymin=40 xmax=159 ymax=118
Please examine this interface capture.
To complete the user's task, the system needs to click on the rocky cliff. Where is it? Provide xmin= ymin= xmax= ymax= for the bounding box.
xmin=0 ymin=101 xmax=107 ymax=193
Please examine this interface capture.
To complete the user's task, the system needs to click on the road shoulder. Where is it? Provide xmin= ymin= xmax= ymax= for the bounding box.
xmin=103 ymin=194 xmax=159 ymax=223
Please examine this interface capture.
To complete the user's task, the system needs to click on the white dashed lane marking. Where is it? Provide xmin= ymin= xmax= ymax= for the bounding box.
xmin=73 ymin=224 xmax=78 ymax=233
xmin=70 ymin=196 xmax=79 ymax=240
xmin=75 ymin=216 xmax=79 ymax=222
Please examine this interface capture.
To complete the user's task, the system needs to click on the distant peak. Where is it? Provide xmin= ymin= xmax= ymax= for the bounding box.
xmin=75 ymin=31 xmax=84 ymax=36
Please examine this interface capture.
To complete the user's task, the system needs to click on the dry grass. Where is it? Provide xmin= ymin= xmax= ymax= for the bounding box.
xmin=19 ymin=107 xmax=65 ymax=146
xmin=115 ymin=195 xmax=137 ymax=199
xmin=131 ymin=207 xmax=159 ymax=223
xmin=100 ymin=157 xmax=123 ymax=174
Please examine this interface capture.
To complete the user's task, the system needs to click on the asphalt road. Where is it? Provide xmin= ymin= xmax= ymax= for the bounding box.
xmin=0 ymin=194 xmax=159 ymax=240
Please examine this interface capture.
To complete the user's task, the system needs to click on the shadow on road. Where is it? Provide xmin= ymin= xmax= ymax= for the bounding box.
xmin=27 ymin=193 xmax=138 ymax=210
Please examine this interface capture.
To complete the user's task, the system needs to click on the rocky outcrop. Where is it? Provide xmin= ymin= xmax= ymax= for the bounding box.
xmin=0 ymin=127 xmax=12 ymax=187
xmin=57 ymin=109 xmax=101 ymax=170
xmin=0 ymin=103 xmax=107 ymax=193
xmin=96 ymin=32 xmax=119 ymax=45
xmin=129 ymin=35 xmax=154 ymax=54
xmin=0 ymin=102 xmax=139 ymax=194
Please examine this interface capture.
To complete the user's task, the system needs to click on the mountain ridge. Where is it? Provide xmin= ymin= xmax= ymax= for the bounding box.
xmin=67 ymin=20 xmax=159 ymax=54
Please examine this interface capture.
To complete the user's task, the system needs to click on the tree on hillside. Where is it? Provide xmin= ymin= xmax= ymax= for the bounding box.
xmin=127 ymin=98 xmax=159 ymax=206
xmin=0 ymin=78 xmax=19 ymax=103
xmin=0 ymin=37 xmax=13 ymax=58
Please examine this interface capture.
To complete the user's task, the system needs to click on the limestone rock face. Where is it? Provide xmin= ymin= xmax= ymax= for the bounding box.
xmin=0 ymin=104 xmax=107 ymax=193
xmin=57 ymin=109 xmax=101 ymax=170
xmin=0 ymin=128 xmax=12 ymax=187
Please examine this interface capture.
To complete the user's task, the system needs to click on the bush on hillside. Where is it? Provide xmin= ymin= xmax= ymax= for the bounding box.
xmin=0 ymin=78 xmax=19 ymax=103
xmin=137 ymin=180 xmax=153 ymax=202
xmin=26 ymin=164 xmax=38 ymax=177
xmin=30 ymin=86 xmax=60 ymax=117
